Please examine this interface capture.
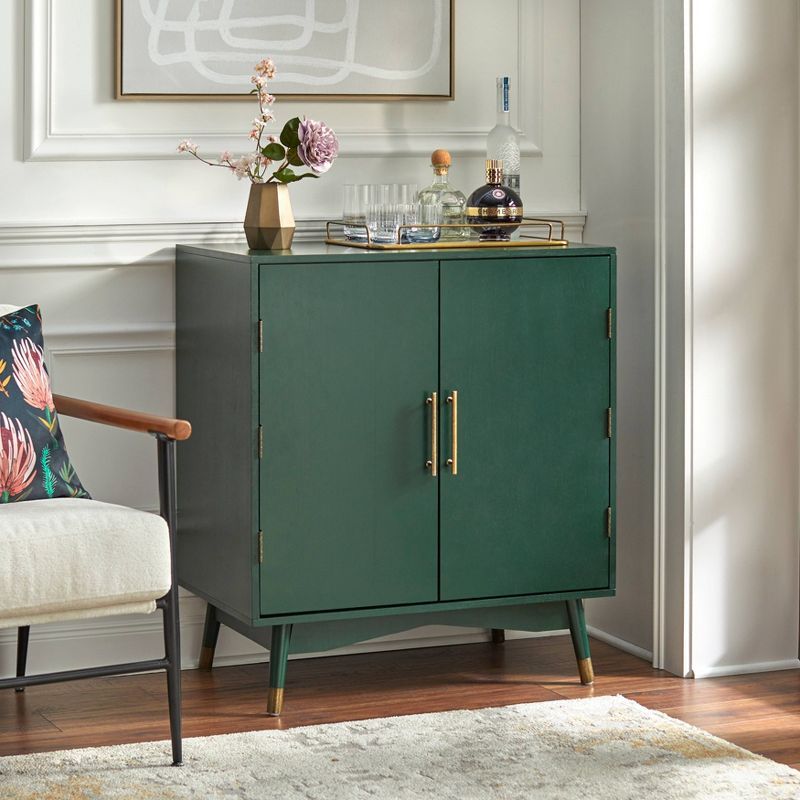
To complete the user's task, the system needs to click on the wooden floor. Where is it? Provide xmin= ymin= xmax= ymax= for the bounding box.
xmin=2 ymin=635 xmax=800 ymax=769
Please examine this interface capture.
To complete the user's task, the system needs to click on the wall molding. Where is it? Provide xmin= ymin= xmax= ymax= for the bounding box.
xmin=692 ymin=659 xmax=800 ymax=680
xmin=23 ymin=0 xmax=544 ymax=162
xmin=0 ymin=213 xmax=587 ymax=270
xmin=45 ymin=323 xmax=175 ymax=355
xmin=587 ymin=625 xmax=653 ymax=664
xmin=652 ymin=0 xmax=668 ymax=674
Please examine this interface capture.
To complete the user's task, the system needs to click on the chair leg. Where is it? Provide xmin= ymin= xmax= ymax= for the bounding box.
xmin=163 ymin=589 xmax=183 ymax=766
xmin=157 ymin=434 xmax=183 ymax=767
xmin=267 ymin=624 xmax=292 ymax=716
xmin=566 ymin=598 xmax=594 ymax=685
xmin=15 ymin=626 xmax=30 ymax=693
xmin=491 ymin=628 xmax=505 ymax=644
xmin=199 ymin=604 xmax=220 ymax=671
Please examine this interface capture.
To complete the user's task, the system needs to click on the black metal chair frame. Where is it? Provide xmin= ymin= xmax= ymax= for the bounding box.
xmin=0 ymin=434 xmax=183 ymax=766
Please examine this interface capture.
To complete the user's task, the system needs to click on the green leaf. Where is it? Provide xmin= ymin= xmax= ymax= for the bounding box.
xmin=273 ymin=167 xmax=300 ymax=183
xmin=261 ymin=142 xmax=285 ymax=160
xmin=286 ymin=147 xmax=303 ymax=167
xmin=273 ymin=167 xmax=320 ymax=184
xmin=41 ymin=446 xmax=55 ymax=498
xmin=279 ymin=117 xmax=301 ymax=148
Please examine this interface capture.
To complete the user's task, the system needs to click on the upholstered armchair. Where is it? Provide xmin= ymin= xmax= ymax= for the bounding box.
xmin=0 ymin=386 xmax=191 ymax=766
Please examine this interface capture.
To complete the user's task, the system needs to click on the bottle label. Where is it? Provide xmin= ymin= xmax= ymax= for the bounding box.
xmin=466 ymin=206 xmax=524 ymax=219
xmin=503 ymin=77 xmax=510 ymax=112
xmin=491 ymin=189 xmax=505 ymax=200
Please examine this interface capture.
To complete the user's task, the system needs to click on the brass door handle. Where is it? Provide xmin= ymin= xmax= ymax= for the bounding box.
xmin=446 ymin=390 xmax=458 ymax=475
xmin=425 ymin=392 xmax=438 ymax=476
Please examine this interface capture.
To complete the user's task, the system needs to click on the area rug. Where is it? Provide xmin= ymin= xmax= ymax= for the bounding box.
xmin=1 ymin=695 xmax=798 ymax=799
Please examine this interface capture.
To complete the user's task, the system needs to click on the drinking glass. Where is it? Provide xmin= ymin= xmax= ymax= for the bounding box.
xmin=366 ymin=184 xmax=401 ymax=244
xmin=342 ymin=184 xmax=369 ymax=241
xmin=406 ymin=201 xmax=442 ymax=243
xmin=396 ymin=184 xmax=418 ymax=242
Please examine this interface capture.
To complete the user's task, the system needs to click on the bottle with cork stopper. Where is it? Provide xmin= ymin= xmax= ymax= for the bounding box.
xmin=417 ymin=149 xmax=469 ymax=240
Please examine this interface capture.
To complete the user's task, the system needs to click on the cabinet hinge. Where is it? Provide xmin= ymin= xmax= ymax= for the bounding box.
xmin=606 ymin=507 xmax=613 ymax=538
xmin=258 ymin=425 xmax=264 ymax=459
xmin=258 ymin=530 xmax=264 ymax=564
xmin=257 ymin=319 xmax=264 ymax=353
xmin=607 ymin=407 xmax=613 ymax=439
xmin=607 ymin=308 xmax=613 ymax=339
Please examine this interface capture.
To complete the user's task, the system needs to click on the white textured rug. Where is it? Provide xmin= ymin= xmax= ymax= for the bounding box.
xmin=1 ymin=695 xmax=799 ymax=799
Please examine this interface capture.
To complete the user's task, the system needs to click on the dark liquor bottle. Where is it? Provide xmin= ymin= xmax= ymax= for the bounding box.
xmin=466 ymin=159 xmax=524 ymax=241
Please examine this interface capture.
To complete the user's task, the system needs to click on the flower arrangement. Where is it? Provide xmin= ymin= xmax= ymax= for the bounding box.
xmin=178 ymin=58 xmax=339 ymax=183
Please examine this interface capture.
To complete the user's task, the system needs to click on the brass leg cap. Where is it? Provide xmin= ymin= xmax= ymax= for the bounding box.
xmin=267 ymin=687 xmax=284 ymax=717
xmin=578 ymin=657 xmax=595 ymax=685
xmin=198 ymin=646 xmax=214 ymax=671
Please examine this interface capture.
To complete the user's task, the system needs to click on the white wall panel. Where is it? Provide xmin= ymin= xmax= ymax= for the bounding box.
xmin=50 ymin=350 xmax=174 ymax=509
xmin=579 ymin=0 xmax=656 ymax=658
xmin=0 ymin=0 xmax=584 ymax=672
xmin=688 ymin=0 xmax=799 ymax=678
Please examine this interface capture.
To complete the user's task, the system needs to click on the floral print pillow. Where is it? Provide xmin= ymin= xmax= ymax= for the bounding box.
xmin=0 ymin=305 xmax=89 ymax=503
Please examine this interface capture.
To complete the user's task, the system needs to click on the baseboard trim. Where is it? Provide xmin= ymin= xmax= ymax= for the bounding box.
xmin=167 ymin=626 xmax=570 ymax=670
xmin=0 ymin=602 xmax=571 ymax=673
xmin=691 ymin=658 xmax=800 ymax=679
xmin=587 ymin=625 xmax=653 ymax=664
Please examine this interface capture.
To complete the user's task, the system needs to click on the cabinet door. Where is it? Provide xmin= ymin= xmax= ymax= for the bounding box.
xmin=439 ymin=257 xmax=612 ymax=601
xmin=259 ymin=261 xmax=439 ymax=615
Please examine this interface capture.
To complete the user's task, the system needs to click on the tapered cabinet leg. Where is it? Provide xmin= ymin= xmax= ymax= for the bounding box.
xmin=267 ymin=624 xmax=292 ymax=716
xmin=491 ymin=628 xmax=505 ymax=644
xmin=199 ymin=604 xmax=220 ymax=671
xmin=15 ymin=626 xmax=30 ymax=693
xmin=565 ymin=599 xmax=594 ymax=685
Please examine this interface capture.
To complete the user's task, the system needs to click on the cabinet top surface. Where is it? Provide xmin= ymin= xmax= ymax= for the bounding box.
xmin=178 ymin=241 xmax=615 ymax=265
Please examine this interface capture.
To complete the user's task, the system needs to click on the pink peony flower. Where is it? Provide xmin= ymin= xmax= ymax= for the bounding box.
xmin=297 ymin=118 xmax=339 ymax=174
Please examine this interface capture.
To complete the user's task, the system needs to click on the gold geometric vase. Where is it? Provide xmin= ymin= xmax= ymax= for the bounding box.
xmin=244 ymin=182 xmax=295 ymax=250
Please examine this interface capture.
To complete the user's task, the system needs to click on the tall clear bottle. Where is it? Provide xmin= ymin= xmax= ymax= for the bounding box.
xmin=487 ymin=76 xmax=521 ymax=193
xmin=417 ymin=149 xmax=468 ymax=241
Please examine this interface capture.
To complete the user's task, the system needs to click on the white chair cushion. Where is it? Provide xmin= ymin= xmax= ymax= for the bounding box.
xmin=0 ymin=498 xmax=172 ymax=627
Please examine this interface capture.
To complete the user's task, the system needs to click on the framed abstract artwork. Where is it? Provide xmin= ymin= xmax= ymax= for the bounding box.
xmin=116 ymin=0 xmax=454 ymax=100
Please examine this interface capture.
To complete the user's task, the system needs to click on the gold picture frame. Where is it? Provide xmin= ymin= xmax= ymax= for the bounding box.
xmin=115 ymin=0 xmax=455 ymax=101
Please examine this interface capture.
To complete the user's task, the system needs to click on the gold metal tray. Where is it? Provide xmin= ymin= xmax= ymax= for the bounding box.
xmin=325 ymin=218 xmax=568 ymax=250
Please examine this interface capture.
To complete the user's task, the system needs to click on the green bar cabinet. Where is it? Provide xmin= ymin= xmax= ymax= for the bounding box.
xmin=176 ymin=242 xmax=616 ymax=714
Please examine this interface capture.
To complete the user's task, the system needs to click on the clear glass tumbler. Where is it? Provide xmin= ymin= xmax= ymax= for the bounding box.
xmin=406 ymin=201 xmax=442 ymax=243
xmin=366 ymin=184 xmax=401 ymax=244
xmin=396 ymin=184 xmax=419 ymax=242
xmin=342 ymin=184 xmax=369 ymax=241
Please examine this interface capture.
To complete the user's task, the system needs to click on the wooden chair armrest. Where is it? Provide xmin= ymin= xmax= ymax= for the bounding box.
xmin=53 ymin=394 xmax=192 ymax=441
